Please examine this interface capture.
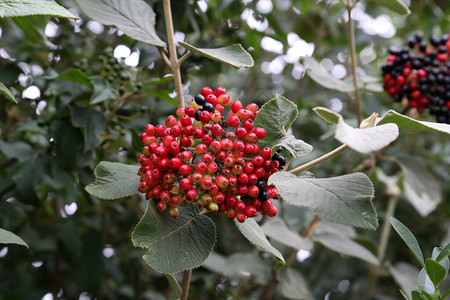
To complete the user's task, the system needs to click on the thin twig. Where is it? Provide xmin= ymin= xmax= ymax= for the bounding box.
xmin=158 ymin=47 xmax=171 ymax=67
xmin=163 ymin=0 xmax=184 ymax=108
xmin=177 ymin=51 xmax=192 ymax=68
xmin=345 ymin=1 xmax=362 ymax=125
xmin=288 ymin=144 xmax=349 ymax=174
xmin=180 ymin=269 xmax=192 ymax=300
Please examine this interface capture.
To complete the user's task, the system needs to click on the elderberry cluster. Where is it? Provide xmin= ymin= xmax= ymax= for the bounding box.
xmin=137 ymin=87 xmax=283 ymax=223
xmin=382 ymin=32 xmax=450 ymax=123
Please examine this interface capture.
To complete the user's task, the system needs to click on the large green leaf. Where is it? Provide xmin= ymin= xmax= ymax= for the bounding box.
xmin=276 ymin=268 xmax=312 ymax=300
xmin=261 ymin=218 xmax=313 ymax=250
xmin=377 ymin=110 xmax=450 ymax=136
xmin=234 ymin=218 xmax=285 ymax=263
xmin=178 ymin=42 xmax=254 ymax=68
xmin=132 ymin=203 xmax=216 ymax=274
xmin=366 ymin=0 xmax=411 ymax=16
xmin=424 ymin=258 xmax=446 ymax=287
xmin=0 ymin=0 xmax=76 ymax=18
xmin=335 ymin=115 xmax=399 ymax=153
xmin=76 ymin=0 xmax=166 ymax=48
xmin=254 ymin=94 xmax=312 ymax=157
xmin=269 ymin=172 xmax=377 ymax=230
xmin=0 ymin=228 xmax=28 ymax=248
xmin=85 ymin=162 xmax=140 ymax=200
xmin=303 ymin=56 xmax=354 ymax=93
xmin=59 ymin=68 xmax=93 ymax=89
xmin=313 ymin=221 xmax=378 ymax=264
xmin=397 ymin=158 xmax=441 ymax=217
xmin=389 ymin=216 xmax=424 ymax=268
xmin=0 ymin=82 xmax=16 ymax=104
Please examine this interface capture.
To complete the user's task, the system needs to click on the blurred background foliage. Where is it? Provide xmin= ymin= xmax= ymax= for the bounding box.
xmin=0 ymin=0 xmax=449 ymax=299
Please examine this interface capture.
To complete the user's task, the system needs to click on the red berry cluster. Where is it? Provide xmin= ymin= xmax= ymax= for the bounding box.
xmin=137 ymin=86 xmax=281 ymax=223
xmin=382 ymin=32 xmax=450 ymax=123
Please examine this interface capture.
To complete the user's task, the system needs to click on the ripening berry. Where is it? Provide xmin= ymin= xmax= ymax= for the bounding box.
xmin=231 ymin=100 xmax=243 ymax=113
xmin=246 ymin=103 xmax=259 ymax=113
xmin=227 ymin=208 xmax=236 ymax=219
xmin=214 ymin=86 xmax=227 ymax=97
xmin=235 ymin=127 xmax=247 ymax=139
xmin=201 ymin=177 xmax=213 ymax=190
xmin=191 ymin=173 xmax=203 ymax=184
xmin=156 ymin=201 xmax=167 ymax=212
xmin=208 ymin=202 xmax=219 ymax=212
xmin=165 ymin=115 xmax=177 ymax=127
xmin=248 ymin=185 xmax=259 ymax=198
xmin=193 ymin=128 xmax=205 ymax=139
xmin=195 ymin=144 xmax=207 ymax=155
xmin=202 ymin=152 xmax=214 ymax=164
xmin=175 ymin=108 xmax=185 ymax=117
xmin=185 ymin=188 xmax=198 ymax=201
xmin=243 ymin=119 xmax=254 ymax=132
xmin=202 ymin=133 xmax=214 ymax=145
xmin=210 ymin=140 xmax=222 ymax=152
xmin=244 ymin=206 xmax=257 ymax=218
xmin=215 ymin=103 xmax=225 ymax=112
xmin=206 ymin=94 xmax=218 ymax=106
xmin=253 ymin=127 xmax=266 ymax=139
xmin=227 ymin=115 xmax=241 ymax=127
xmin=145 ymin=124 xmax=156 ymax=135
xmin=168 ymin=207 xmax=179 ymax=218
xmin=211 ymin=124 xmax=223 ymax=136
xmin=179 ymin=150 xmax=192 ymax=162
xmin=178 ymin=164 xmax=191 ymax=176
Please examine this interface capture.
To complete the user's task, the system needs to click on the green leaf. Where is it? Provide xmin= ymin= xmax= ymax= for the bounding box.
xmin=0 ymin=140 xmax=34 ymax=161
xmin=0 ymin=0 xmax=76 ymax=18
xmin=261 ymin=218 xmax=313 ymax=250
xmin=0 ymin=228 xmax=28 ymax=248
xmin=90 ymin=77 xmax=116 ymax=104
xmin=442 ymin=287 xmax=450 ymax=299
xmin=70 ymin=105 xmax=106 ymax=152
xmin=313 ymin=221 xmax=379 ymax=264
xmin=411 ymin=290 xmax=429 ymax=300
xmin=0 ymin=82 xmax=17 ymax=104
xmin=254 ymin=94 xmax=312 ymax=157
xmin=431 ymin=247 xmax=449 ymax=278
xmin=12 ymin=15 xmax=52 ymax=46
xmin=269 ymin=171 xmax=377 ymax=230
xmin=435 ymin=244 xmax=450 ymax=263
xmin=85 ymin=162 xmax=140 ymax=200
xmin=313 ymin=107 xmax=341 ymax=124
xmin=397 ymin=158 xmax=441 ymax=217
xmin=377 ymin=110 xmax=450 ymax=136
xmin=303 ymin=56 xmax=354 ymax=93
xmin=234 ymin=218 xmax=285 ymax=263
xmin=276 ymin=268 xmax=312 ymax=300
xmin=76 ymin=0 xmax=166 ymax=48
xmin=425 ymin=258 xmax=446 ymax=287
xmin=178 ymin=42 xmax=253 ymax=68
xmin=132 ymin=203 xmax=216 ymax=274
xmin=389 ymin=216 xmax=424 ymax=268
xmin=59 ymin=68 xmax=93 ymax=89
xmin=165 ymin=275 xmax=181 ymax=300
xmin=335 ymin=115 xmax=399 ymax=153
xmin=366 ymin=0 xmax=411 ymax=16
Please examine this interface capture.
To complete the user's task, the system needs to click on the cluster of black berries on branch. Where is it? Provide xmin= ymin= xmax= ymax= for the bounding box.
xmin=382 ymin=32 xmax=450 ymax=123
xmin=137 ymin=87 xmax=286 ymax=223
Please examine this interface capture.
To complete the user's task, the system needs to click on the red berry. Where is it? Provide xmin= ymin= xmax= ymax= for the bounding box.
xmin=201 ymin=86 xmax=214 ymax=97
xmin=231 ymin=100 xmax=243 ymax=113
xmin=145 ymin=124 xmax=156 ymax=135
xmin=253 ymin=127 xmax=266 ymax=139
xmin=236 ymin=213 xmax=246 ymax=223
xmin=244 ymin=206 xmax=257 ymax=218
xmin=227 ymin=115 xmax=241 ymax=127
xmin=214 ymin=86 xmax=227 ymax=97
xmin=211 ymin=124 xmax=223 ymax=136
xmin=165 ymin=115 xmax=177 ymax=127
xmin=178 ymin=164 xmax=191 ymax=176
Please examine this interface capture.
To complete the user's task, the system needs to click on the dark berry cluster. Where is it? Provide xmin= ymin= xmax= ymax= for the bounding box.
xmin=382 ymin=32 xmax=450 ymax=123
xmin=137 ymin=87 xmax=284 ymax=223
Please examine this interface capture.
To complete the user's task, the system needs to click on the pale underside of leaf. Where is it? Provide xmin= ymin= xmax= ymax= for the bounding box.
xmin=0 ymin=0 xmax=77 ymax=19
xmin=365 ymin=0 xmax=411 ymax=16
xmin=261 ymin=218 xmax=313 ymax=250
xmin=313 ymin=107 xmax=340 ymax=124
xmin=77 ymin=0 xmax=166 ymax=47
xmin=179 ymin=41 xmax=254 ymax=68
xmin=335 ymin=119 xmax=399 ymax=153
xmin=234 ymin=218 xmax=285 ymax=263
